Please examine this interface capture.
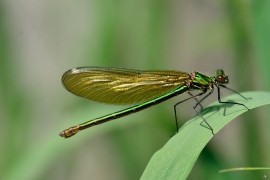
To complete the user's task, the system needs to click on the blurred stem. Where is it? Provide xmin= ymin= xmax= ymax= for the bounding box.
xmin=226 ymin=1 xmax=264 ymax=179
xmin=252 ymin=1 xmax=270 ymax=89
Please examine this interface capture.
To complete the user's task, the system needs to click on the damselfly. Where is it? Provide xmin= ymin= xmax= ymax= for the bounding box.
xmin=59 ymin=67 xmax=249 ymax=138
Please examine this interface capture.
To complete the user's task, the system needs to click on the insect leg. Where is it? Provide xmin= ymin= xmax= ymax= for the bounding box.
xmin=217 ymin=85 xmax=249 ymax=110
xmin=188 ymin=92 xmax=203 ymax=111
xmin=192 ymin=90 xmax=215 ymax=135
xmin=174 ymin=91 xmax=206 ymax=133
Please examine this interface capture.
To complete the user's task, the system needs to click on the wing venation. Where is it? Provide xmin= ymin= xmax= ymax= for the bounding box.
xmin=62 ymin=67 xmax=189 ymax=105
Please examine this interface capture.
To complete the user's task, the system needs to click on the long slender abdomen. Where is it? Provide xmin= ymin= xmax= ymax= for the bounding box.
xmin=59 ymin=85 xmax=188 ymax=138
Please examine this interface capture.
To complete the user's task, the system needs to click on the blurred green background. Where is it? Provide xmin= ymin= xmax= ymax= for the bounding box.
xmin=1 ymin=0 xmax=270 ymax=180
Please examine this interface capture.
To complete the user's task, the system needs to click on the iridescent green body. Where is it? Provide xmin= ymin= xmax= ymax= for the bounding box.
xmin=59 ymin=67 xmax=246 ymax=138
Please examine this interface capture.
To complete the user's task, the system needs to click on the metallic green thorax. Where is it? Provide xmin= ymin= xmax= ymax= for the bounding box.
xmin=191 ymin=72 xmax=214 ymax=91
xmin=190 ymin=70 xmax=229 ymax=92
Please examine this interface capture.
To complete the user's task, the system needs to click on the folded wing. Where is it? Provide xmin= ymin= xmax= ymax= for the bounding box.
xmin=62 ymin=67 xmax=189 ymax=105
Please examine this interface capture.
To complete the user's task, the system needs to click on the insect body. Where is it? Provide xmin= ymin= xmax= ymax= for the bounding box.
xmin=60 ymin=67 xmax=248 ymax=138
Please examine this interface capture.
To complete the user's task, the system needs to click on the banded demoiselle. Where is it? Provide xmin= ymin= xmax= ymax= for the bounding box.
xmin=59 ymin=67 xmax=249 ymax=138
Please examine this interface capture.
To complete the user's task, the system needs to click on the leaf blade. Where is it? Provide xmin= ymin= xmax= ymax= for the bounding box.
xmin=141 ymin=91 xmax=270 ymax=180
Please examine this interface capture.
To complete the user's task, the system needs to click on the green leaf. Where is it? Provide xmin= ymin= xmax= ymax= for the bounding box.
xmin=141 ymin=91 xmax=270 ymax=180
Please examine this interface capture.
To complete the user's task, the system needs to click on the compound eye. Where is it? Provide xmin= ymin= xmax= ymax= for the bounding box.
xmin=216 ymin=75 xmax=228 ymax=83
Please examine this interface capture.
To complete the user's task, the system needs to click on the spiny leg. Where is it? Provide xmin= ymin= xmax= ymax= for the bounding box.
xmin=188 ymin=92 xmax=203 ymax=111
xmin=173 ymin=91 xmax=206 ymax=133
xmin=192 ymin=90 xmax=215 ymax=135
xmin=219 ymin=84 xmax=251 ymax=101
xmin=217 ymin=85 xmax=249 ymax=110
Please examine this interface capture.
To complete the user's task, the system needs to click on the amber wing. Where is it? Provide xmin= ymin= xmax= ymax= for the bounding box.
xmin=62 ymin=67 xmax=190 ymax=105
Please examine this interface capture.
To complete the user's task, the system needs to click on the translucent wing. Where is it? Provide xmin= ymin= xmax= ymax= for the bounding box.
xmin=62 ymin=67 xmax=189 ymax=105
